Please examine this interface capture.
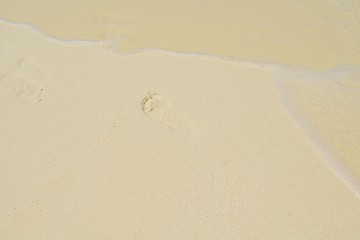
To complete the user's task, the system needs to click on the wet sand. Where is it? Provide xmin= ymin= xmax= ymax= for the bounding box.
xmin=0 ymin=0 xmax=359 ymax=69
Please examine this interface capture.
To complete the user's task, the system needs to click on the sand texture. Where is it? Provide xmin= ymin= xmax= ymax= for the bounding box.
xmin=0 ymin=0 xmax=360 ymax=239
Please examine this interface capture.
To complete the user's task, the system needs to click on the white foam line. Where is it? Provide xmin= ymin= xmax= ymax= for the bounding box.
xmin=274 ymin=72 xmax=360 ymax=198
xmin=103 ymin=45 xmax=294 ymax=71
xmin=0 ymin=17 xmax=107 ymax=45
xmin=0 ymin=17 xmax=295 ymax=72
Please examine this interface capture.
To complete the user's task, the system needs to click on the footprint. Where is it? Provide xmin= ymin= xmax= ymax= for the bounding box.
xmin=141 ymin=92 xmax=197 ymax=130
xmin=141 ymin=92 xmax=177 ymax=127
xmin=0 ymin=59 xmax=46 ymax=104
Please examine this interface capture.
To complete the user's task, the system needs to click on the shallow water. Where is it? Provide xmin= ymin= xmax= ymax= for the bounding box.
xmin=275 ymin=66 xmax=360 ymax=194
xmin=0 ymin=0 xmax=359 ymax=69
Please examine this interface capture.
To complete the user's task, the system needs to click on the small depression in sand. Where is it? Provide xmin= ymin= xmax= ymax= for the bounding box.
xmin=0 ymin=59 xmax=45 ymax=104
xmin=141 ymin=92 xmax=174 ymax=127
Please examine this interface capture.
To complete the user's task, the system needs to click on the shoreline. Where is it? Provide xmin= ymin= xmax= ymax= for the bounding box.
xmin=1 ymin=9 xmax=360 ymax=239
xmin=1 ymin=18 xmax=359 ymax=195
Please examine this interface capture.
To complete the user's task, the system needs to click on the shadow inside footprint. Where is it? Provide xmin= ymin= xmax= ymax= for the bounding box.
xmin=141 ymin=93 xmax=176 ymax=127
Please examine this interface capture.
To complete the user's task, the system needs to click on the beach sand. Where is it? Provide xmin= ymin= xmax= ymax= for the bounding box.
xmin=0 ymin=1 xmax=360 ymax=239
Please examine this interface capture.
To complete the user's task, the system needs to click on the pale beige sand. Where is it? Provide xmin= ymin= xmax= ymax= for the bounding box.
xmin=2 ymin=1 xmax=360 ymax=182
xmin=1 ymin=20 xmax=360 ymax=239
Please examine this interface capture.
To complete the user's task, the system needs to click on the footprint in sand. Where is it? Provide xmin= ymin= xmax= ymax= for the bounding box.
xmin=0 ymin=59 xmax=46 ymax=104
xmin=141 ymin=92 xmax=176 ymax=127
xmin=141 ymin=92 xmax=196 ymax=130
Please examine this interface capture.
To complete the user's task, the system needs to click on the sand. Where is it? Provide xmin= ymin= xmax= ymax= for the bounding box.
xmin=0 ymin=1 xmax=360 ymax=239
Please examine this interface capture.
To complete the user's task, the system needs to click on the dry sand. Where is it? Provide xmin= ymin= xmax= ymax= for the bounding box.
xmin=0 ymin=1 xmax=360 ymax=239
